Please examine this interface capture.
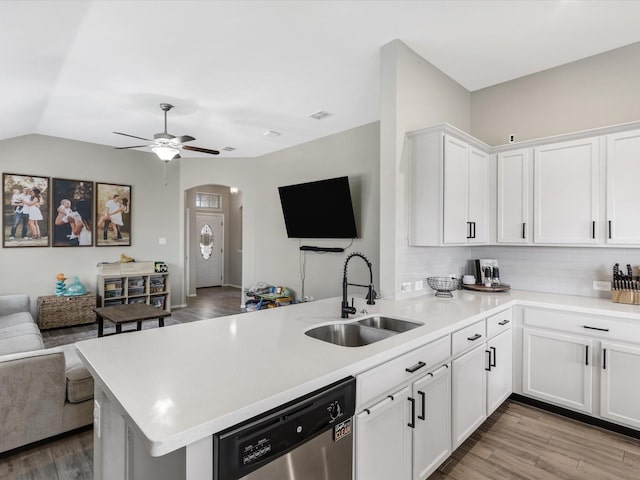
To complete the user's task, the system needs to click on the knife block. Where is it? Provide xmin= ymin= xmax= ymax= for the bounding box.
xmin=611 ymin=277 xmax=640 ymax=305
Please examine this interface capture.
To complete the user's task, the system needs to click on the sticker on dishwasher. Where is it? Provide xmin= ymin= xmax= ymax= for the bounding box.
xmin=333 ymin=418 xmax=352 ymax=442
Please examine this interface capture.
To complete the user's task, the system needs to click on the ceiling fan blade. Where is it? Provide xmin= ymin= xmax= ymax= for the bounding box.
xmin=172 ymin=135 xmax=196 ymax=144
xmin=113 ymin=131 xmax=152 ymax=142
xmin=182 ymin=145 xmax=220 ymax=155
xmin=115 ymin=145 xmax=149 ymax=149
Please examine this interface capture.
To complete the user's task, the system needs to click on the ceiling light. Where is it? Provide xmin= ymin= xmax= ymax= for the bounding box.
xmin=230 ymin=187 xmax=239 ymax=195
xmin=152 ymin=146 xmax=179 ymax=162
xmin=310 ymin=110 xmax=331 ymax=120
xmin=264 ymin=130 xmax=282 ymax=137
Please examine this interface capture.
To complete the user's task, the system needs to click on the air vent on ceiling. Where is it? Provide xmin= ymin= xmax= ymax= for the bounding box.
xmin=309 ymin=110 xmax=331 ymax=120
xmin=222 ymin=146 xmax=236 ymax=152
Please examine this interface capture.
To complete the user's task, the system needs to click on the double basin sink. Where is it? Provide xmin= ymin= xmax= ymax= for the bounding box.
xmin=305 ymin=315 xmax=423 ymax=347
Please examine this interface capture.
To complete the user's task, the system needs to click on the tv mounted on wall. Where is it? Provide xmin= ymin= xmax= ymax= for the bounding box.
xmin=278 ymin=176 xmax=358 ymax=239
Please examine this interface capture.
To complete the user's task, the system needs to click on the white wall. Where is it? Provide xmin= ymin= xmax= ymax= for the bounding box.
xmin=379 ymin=39 xmax=471 ymax=298
xmin=0 ymin=134 xmax=182 ymax=316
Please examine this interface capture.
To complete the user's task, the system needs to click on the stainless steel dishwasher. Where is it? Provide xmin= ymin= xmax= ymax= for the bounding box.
xmin=213 ymin=376 xmax=356 ymax=480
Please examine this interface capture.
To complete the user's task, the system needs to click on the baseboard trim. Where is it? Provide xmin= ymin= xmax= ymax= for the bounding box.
xmin=510 ymin=393 xmax=640 ymax=440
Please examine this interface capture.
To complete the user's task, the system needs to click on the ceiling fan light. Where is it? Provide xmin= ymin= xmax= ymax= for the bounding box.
xmin=152 ymin=146 xmax=179 ymax=161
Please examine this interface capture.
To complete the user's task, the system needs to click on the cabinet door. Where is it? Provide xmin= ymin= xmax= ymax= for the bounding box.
xmin=355 ymin=386 xmax=412 ymax=480
xmin=467 ymin=148 xmax=488 ymax=244
xmin=522 ymin=328 xmax=593 ymax=413
xmin=443 ymin=135 xmax=470 ymax=244
xmin=486 ymin=330 xmax=513 ymax=415
xmin=497 ymin=149 xmax=530 ymax=243
xmin=600 ymin=341 xmax=640 ymax=429
xmin=533 ymin=138 xmax=599 ymax=244
xmin=606 ymin=130 xmax=640 ymax=244
xmin=452 ymin=344 xmax=486 ymax=449
xmin=413 ymin=364 xmax=451 ymax=480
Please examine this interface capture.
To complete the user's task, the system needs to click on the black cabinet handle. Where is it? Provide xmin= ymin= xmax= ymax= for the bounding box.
xmin=522 ymin=222 xmax=526 ymax=239
xmin=585 ymin=345 xmax=589 ymax=366
xmin=498 ymin=319 xmax=510 ymax=326
xmin=466 ymin=222 xmax=472 ymax=239
xmin=592 ymin=221 xmax=596 ymax=239
xmin=467 ymin=333 xmax=482 ymax=341
xmin=583 ymin=325 xmax=609 ymax=332
xmin=490 ymin=346 xmax=497 ymax=367
xmin=485 ymin=350 xmax=492 ymax=371
xmin=471 ymin=221 xmax=476 ymax=239
xmin=408 ymin=397 xmax=416 ymax=428
xmin=405 ymin=361 xmax=426 ymax=373
xmin=603 ymin=348 xmax=607 ymax=370
xmin=608 ymin=220 xmax=612 ymax=239
xmin=418 ymin=391 xmax=426 ymax=420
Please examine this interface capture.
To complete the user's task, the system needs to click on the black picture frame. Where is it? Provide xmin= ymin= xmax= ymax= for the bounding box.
xmin=95 ymin=182 xmax=131 ymax=247
xmin=52 ymin=178 xmax=94 ymax=247
xmin=2 ymin=173 xmax=50 ymax=247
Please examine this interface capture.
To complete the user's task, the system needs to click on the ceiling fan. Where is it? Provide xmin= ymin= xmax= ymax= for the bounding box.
xmin=114 ymin=103 xmax=220 ymax=162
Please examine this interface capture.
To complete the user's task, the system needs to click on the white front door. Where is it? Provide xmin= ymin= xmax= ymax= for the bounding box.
xmin=196 ymin=213 xmax=223 ymax=288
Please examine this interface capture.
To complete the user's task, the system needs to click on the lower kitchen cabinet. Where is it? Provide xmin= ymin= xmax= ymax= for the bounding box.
xmin=355 ymin=386 xmax=412 ymax=480
xmin=412 ymin=364 xmax=451 ymax=480
xmin=452 ymin=343 xmax=487 ymax=449
xmin=522 ymin=328 xmax=593 ymax=413
xmin=600 ymin=341 xmax=640 ymax=429
xmin=486 ymin=329 xmax=512 ymax=416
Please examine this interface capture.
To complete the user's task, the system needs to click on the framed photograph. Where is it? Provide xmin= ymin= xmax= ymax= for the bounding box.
xmin=2 ymin=173 xmax=50 ymax=247
xmin=52 ymin=178 xmax=93 ymax=247
xmin=96 ymin=183 xmax=131 ymax=246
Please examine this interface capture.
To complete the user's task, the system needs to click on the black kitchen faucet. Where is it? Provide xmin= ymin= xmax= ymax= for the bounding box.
xmin=341 ymin=252 xmax=376 ymax=318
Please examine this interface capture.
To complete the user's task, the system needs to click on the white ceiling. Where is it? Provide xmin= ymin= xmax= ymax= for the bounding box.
xmin=2 ymin=0 xmax=640 ymax=158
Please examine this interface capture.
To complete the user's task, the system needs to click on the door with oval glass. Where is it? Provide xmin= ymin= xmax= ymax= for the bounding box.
xmin=196 ymin=213 xmax=223 ymax=288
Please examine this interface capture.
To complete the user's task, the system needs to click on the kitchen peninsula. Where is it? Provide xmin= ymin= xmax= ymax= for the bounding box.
xmin=76 ymin=290 xmax=640 ymax=480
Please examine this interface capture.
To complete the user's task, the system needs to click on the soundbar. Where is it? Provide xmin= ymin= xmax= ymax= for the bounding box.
xmin=299 ymin=245 xmax=345 ymax=253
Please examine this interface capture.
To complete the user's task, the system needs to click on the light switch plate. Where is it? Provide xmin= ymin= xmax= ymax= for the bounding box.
xmin=415 ymin=280 xmax=424 ymax=291
xmin=593 ymin=280 xmax=611 ymax=291
xmin=401 ymin=282 xmax=412 ymax=293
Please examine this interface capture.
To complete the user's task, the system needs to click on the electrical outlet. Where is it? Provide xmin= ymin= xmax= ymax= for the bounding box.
xmin=415 ymin=280 xmax=424 ymax=291
xmin=509 ymin=133 xmax=515 ymax=143
xmin=593 ymin=280 xmax=611 ymax=291
xmin=401 ymin=282 xmax=412 ymax=293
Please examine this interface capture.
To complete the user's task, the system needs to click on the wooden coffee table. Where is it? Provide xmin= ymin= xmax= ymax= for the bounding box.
xmin=93 ymin=303 xmax=172 ymax=337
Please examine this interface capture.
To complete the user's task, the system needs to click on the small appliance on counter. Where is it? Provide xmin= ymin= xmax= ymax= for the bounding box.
xmin=464 ymin=259 xmax=510 ymax=292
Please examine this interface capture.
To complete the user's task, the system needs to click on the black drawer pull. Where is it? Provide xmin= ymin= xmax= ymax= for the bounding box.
xmin=467 ymin=333 xmax=482 ymax=341
xmin=603 ymin=348 xmax=607 ymax=370
xmin=522 ymin=222 xmax=526 ymax=239
xmin=405 ymin=361 xmax=426 ymax=373
xmin=585 ymin=345 xmax=589 ymax=366
xmin=418 ymin=391 xmax=426 ymax=420
xmin=490 ymin=346 xmax=497 ymax=367
xmin=408 ymin=397 xmax=416 ymax=428
xmin=485 ymin=350 xmax=492 ymax=371
xmin=583 ymin=325 xmax=609 ymax=332
xmin=498 ymin=320 xmax=510 ymax=326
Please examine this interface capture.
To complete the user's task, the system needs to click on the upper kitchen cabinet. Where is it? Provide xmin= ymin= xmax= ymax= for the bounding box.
xmin=606 ymin=129 xmax=640 ymax=245
xmin=533 ymin=138 xmax=600 ymax=245
xmin=497 ymin=149 xmax=531 ymax=244
xmin=408 ymin=126 xmax=490 ymax=246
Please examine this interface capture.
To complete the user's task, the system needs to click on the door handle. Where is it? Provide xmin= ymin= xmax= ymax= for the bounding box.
xmin=466 ymin=222 xmax=472 ymax=239
xmin=490 ymin=346 xmax=497 ymax=367
xmin=583 ymin=325 xmax=609 ymax=332
xmin=603 ymin=348 xmax=607 ymax=370
xmin=405 ymin=361 xmax=426 ymax=373
xmin=592 ymin=220 xmax=596 ymax=239
xmin=498 ymin=319 xmax=510 ymax=326
xmin=585 ymin=345 xmax=589 ymax=366
xmin=408 ymin=397 xmax=416 ymax=428
xmin=485 ymin=350 xmax=492 ymax=371
xmin=522 ymin=222 xmax=526 ymax=239
xmin=418 ymin=391 xmax=426 ymax=421
xmin=471 ymin=221 xmax=476 ymax=239
xmin=467 ymin=333 xmax=482 ymax=341
xmin=608 ymin=220 xmax=612 ymax=239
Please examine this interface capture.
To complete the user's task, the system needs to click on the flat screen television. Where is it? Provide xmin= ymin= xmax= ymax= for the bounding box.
xmin=278 ymin=176 xmax=358 ymax=239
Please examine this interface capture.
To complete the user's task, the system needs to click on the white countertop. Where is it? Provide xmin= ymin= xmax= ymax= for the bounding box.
xmin=75 ymin=289 xmax=640 ymax=456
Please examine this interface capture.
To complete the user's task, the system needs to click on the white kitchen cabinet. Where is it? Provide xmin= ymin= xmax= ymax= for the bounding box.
xmin=497 ymin=148 xmax=531 ymax=243
xmin=600 ymin=341 xmax=640 ymax=429
xmin=522 ymin=328 xmax=593 ymax=413
xmin=606 ymin=129 xmax=640 ymax=245
xmin=412 ymin=364 xmax=451 ymax=480
xmin=533 ymin=138 xmax=600 ymax=244
xmin=408 ymin=126 xmax=490 ymax=246
xmin=452 ymin=343 xmax=487 ymax=449
xmin=355 ymin=386 xmax=412 ymax=480
xmin=486 ymin=329 xmax=513 ymax=415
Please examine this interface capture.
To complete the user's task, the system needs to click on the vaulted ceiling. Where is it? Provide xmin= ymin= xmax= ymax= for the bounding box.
xmin=3 ymin=0 xmax=640 ymax=158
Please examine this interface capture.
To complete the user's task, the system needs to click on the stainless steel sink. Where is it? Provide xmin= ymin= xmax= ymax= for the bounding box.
xmin=305 ymin=323 xmax=395 ymax=347
xmin=356 ymin=315 xmax=423 ymax=333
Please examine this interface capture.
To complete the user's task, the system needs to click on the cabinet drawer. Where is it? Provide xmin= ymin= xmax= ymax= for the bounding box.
xmin=356 ymin=335 xmax=450 ymax=409
xmin=452 ymin=320 xmax=486 ymax=357
xmin=523 ymin=307 xmax=640 ymax=344
xmin=487 ymin=309 xmax=512 ymax=338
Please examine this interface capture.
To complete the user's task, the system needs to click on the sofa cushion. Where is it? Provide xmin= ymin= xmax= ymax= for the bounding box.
xmin=63 ymin=348 xmax=94 ymax=404
xmin=0 ymin=311 xmax=35 ymax=329
xmin=0 ymin=322 xmax=40 ymax=340
xmin=0 ymin=333 xmax=44 ymax=356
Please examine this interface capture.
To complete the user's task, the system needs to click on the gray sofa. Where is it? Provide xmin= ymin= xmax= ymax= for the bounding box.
xmin=0 ymin=294 xmax=94 ymax=453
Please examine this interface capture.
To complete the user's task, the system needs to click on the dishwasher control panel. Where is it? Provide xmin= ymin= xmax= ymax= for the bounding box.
xmin=213 ymin=376 xmax=356 ymax=480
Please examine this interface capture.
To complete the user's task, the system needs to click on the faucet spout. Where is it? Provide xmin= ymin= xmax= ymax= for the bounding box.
xmin=341 ymin=252 xmax=376 ymax=318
